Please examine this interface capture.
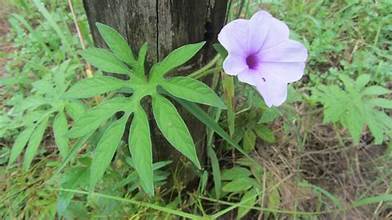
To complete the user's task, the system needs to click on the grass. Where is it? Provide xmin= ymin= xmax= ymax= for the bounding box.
xmin=1 ymin=0 xmax=392 ymax=219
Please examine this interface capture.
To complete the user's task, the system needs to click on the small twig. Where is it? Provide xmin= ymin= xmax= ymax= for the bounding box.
xmin=67 ymin=0 xmax=93 ymax=78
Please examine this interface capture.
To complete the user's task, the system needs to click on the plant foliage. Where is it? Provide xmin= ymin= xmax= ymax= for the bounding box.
xmin=64 ymin=23 xmax=226 ymax=195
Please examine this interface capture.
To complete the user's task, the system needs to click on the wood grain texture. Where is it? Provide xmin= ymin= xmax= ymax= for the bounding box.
xmin=83 ymin=0 xmax=227 ymax=181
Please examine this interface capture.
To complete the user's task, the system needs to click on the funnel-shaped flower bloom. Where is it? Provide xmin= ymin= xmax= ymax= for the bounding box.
xmin=218 ymin=11 xmax=307 ymax=107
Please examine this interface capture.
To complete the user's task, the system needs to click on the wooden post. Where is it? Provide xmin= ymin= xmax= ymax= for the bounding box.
xmin=83 ymin=0 xmax=227 ymax=182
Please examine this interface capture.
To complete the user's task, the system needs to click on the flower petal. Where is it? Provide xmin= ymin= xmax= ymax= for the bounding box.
xmin=256 ymin=76 xmax=288 ymax=107
xmin=237 ymin=69 xmax=259 ymax=86
xmin=248 ymin=10 xmax=273 ymax=53
xmin=261 ymin=16 xmax=290 ymax=50
xmin=260 ymin=40 xmax=308 ymax=63
xmin=223 ymin=55 xmax=248 ymax=76
xmin=218 ymin=19 xmax=249 ymax=56
xmin=261 ymin=62 xmax=306 ymax=83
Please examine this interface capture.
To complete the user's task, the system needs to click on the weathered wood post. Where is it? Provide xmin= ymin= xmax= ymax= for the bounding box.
xmin=83 ymin=0 xmax=227 ymax=183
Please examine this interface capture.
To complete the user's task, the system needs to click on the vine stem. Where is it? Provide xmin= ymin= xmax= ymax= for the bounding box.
xmin=188 ymin=55 xmax=220 ymax=79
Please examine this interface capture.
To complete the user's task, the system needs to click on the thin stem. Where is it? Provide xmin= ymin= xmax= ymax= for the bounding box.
xmin=54 ymin=188 xmax=204 ymax=220
xmin=188 ymin=55 xmax=220 ymax=79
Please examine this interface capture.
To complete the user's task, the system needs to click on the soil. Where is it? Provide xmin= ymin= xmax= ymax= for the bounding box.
xmin=0 ymin=1 xmax=12 ymax=78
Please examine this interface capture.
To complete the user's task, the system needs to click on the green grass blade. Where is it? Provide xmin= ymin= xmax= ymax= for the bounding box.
xmin=170 ymin=95 xmax=256 ymax=163
xmin=352 ymin=194 xmax=392 ymax=207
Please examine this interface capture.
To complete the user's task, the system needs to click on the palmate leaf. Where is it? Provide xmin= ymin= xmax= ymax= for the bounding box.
xmin=96 ymin=22 xmax=136 ymax=65
xmin=65 ymin=75 xmax=129 ymax=99
xmin=68 ymin=96 xmax=131 ymax=138
xmin=161 ymin=76 xmax=226 ymax=108
xmin=151 ymin=42 xmax=205 ymax=79
xmin=152 ymin=94 xmax=201 ymax=169
xmin=81 ymin=48 xmax=131 ymax=75
xmin=90 ymin=114 xmax=128 ymax=189
xmin=66 ymin=22 xmax=224 ymax=196
xmin=314 ymin=74 xmax=392 ymax=144
xmin=128 ymin=105 xmax=154 ymax=195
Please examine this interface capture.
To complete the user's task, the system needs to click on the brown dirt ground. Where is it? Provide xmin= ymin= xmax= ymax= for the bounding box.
xmin=0 ymin=1 xmax=13 ymax=78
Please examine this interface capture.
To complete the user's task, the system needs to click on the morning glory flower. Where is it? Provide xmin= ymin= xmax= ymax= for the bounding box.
xmin=218 ymin=10 xmax=308 ymax=107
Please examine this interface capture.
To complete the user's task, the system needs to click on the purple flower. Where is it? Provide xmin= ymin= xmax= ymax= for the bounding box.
xmin=218 ymin=10 xmax=308 ymax=107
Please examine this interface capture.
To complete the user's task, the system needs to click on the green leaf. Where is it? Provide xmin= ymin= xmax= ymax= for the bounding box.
xmin=299 ymin=181 xmax=342 ymax=208
xmin=314 ymin=85 xmax=349 ymax=123
xmin=135 ymin=42 xmax=148 ymax=78
xmin=152 ymin=94 xmax=200 ymax=169
xmin=362 ymin=86 xmax=390 ymax=96
xmin=23 ymin=117 xmax=49 ymax=171
xmin=207 ymin=146 xmax=221 ymax=198
xmin=222 ymin=177 xmax=255 ymax=192
xmin=8 ymin=127 xmax=34 ymax=165
xmin=68 ymin=97 xmax=131 ymax=138
xmin=355 ymin=74 xmax=370 ymax=89
xmin=365 ymin=108 xmax=384 ymax=144
xmin=254 ymin=125 xmax=276 ymax=143
xmin=339 ymin=74 xmax=354 ymax=90
xmin=53 ymin=111 xmax=69 ymax=159
xmin=51 ymin=132 xmax=94 ymax=180
xmin=352 ymin=194 xmax=392 ymax=208
xmin=243 ymin=129 xmax=256 ymax=152
xmin=65 ymin=75 xmax=128 ymax=98
xmin=268 ymin=186 xmax=281 ymax=211
xmin=152 ymin=42 xmax=205 ymax=78
xmin=237 ymin=189 xmax=258 ymax=219
xmin=341 ymin=107 xmax=364 ymax=143
xmin=81 ymin=48 xmax=131 ymax=75
xmin=369 ymin=98 xmax=392 ymax=109
xmin=96 ymin=22 xmax=135 ymax=65
xmin=57 ymin=166 xmax=89 ymax=216
xmin=171 ymin=95 xmax=256 ymax=163
xmin=90 ymin=115 xmax=128 ymax=189
xmin=65 ymin=101 xmax=87 ymax=120
xmin=161 ymin=76 xmax=225 ymax=108
xmin=32 ymin=79 xmax=55 ymax=94
xmin=213 ymin=43 xmax=228 ymax=59
xmin=221 ymin=167 xmax=252 ymax=181
xmin=128 ymin=105 xmax=154 ymax=195
xmin=32 ymin=0 xmax=70 ymax=51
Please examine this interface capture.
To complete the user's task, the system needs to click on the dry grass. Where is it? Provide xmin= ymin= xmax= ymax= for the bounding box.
xmin=253 ymin=103 xmax=392 ymax=219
